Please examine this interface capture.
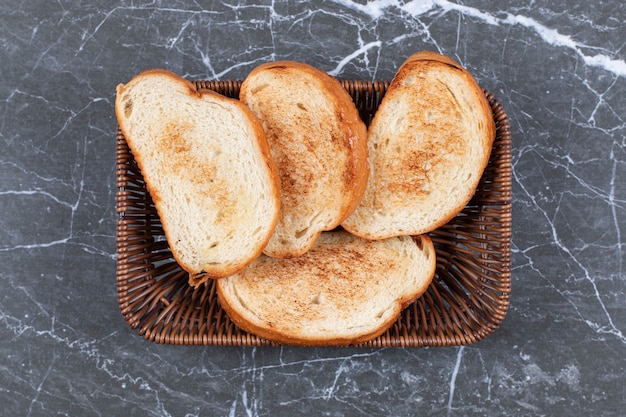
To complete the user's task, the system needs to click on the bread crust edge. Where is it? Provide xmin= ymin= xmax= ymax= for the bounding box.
xmin=216 ymin=234 xmax=436 ymax=346
xmin=115 ymin=69 xmax=281 ymax=286
xmin=241 ymin=61 xmax=369 ymax=258
xmin=342 ymin=52 xmax=496 ymax=240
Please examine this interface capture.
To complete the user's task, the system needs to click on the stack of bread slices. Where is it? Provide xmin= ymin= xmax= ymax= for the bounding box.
xmin=115 ymin=51 xmax=495 ymax=346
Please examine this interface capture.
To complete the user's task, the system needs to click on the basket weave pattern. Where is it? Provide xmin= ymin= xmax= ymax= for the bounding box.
xmin=116 ymin=80 xmax=511 ymax=347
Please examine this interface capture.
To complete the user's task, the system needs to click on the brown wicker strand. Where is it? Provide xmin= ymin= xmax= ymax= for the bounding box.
xmin=115 ymin=80 xmax=512 ymax=347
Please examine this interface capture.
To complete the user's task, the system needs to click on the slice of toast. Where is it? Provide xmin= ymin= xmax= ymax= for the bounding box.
xmin=216 ymin=231 xmax=436 ymax=346
xmin=342 ymin=51 xmax=496 ymax=239
xmin=239 ymin=61 xmax=368 ymax=258
xmin=115 ymin=69 xmax=280 ymax=286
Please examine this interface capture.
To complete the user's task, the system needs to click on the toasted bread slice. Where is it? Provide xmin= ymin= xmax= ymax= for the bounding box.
xmin=239 ymin=61 xmax=368 ymax=258
xmin=115 ymin=69 xmax=280 ymax=286
xmin=342 ymin=51 xmax=496 ymax=239
xmin=216 ymin=231 xmax=436 ymax=346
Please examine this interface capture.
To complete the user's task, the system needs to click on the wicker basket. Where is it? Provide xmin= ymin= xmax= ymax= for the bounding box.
xmin=116 ymin=80 xmax=511 ymax=347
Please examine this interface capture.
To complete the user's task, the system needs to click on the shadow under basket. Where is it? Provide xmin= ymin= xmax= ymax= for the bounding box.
xmin=116 ymin=80 xmax=512 ymax=347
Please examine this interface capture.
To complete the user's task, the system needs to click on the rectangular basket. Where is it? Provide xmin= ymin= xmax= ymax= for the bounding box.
xmin=116 ymin=80 xmax=511 ymax=347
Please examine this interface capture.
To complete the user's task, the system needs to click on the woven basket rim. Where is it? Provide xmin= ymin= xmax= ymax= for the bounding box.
xmin=116 ymin=79 xmax=512 ymax=347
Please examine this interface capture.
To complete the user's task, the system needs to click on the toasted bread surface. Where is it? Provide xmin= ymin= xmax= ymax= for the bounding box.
xmin=115 ymin=69 xmax=280 ymax=286
xmin=240 ymin=61 xmax=368 ymax=258
xmin=342 ymin=52 xmax=496 ymax=239
xmin=216 ymin=231 xmax=436 ymax=346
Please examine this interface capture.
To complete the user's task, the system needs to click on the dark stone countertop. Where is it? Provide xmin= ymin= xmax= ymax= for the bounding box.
xmin=1 ymin=1 xmax=624 ymax=416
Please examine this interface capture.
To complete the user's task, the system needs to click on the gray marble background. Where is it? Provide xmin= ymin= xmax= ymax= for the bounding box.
xmin=1 ymin=1 xmax=624 ymax=416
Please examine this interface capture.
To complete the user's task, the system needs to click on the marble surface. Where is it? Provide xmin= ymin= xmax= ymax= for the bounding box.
xmin=1 ymin=0 xmax=624 ymax=415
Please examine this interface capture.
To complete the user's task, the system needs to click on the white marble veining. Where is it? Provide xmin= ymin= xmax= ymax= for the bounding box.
xmin=1 ymin=0 xmax=625 ymax=415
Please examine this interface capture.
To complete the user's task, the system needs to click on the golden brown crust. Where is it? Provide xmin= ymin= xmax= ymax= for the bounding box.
xmin=116 ymin=69 xmax=280 ymax=285
xmin=402 ymin=52 xmax=495 ymax=142
xmin=216 ymin=233 xmax=435 ymax=346
xmin=218 ymin=299 xmax=403 ymax=346
xmin=191 ymin=93 xmax=280 ymax=283
xmin=244 ymin=61 xmax=368 ymax=216
xmin=240 ymin=61 xmax=368 ymax=258
xmin=403 ymin=50 xmax=464 ymax=69
xmin=342 ymin=51 xmax=496 ymax=240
